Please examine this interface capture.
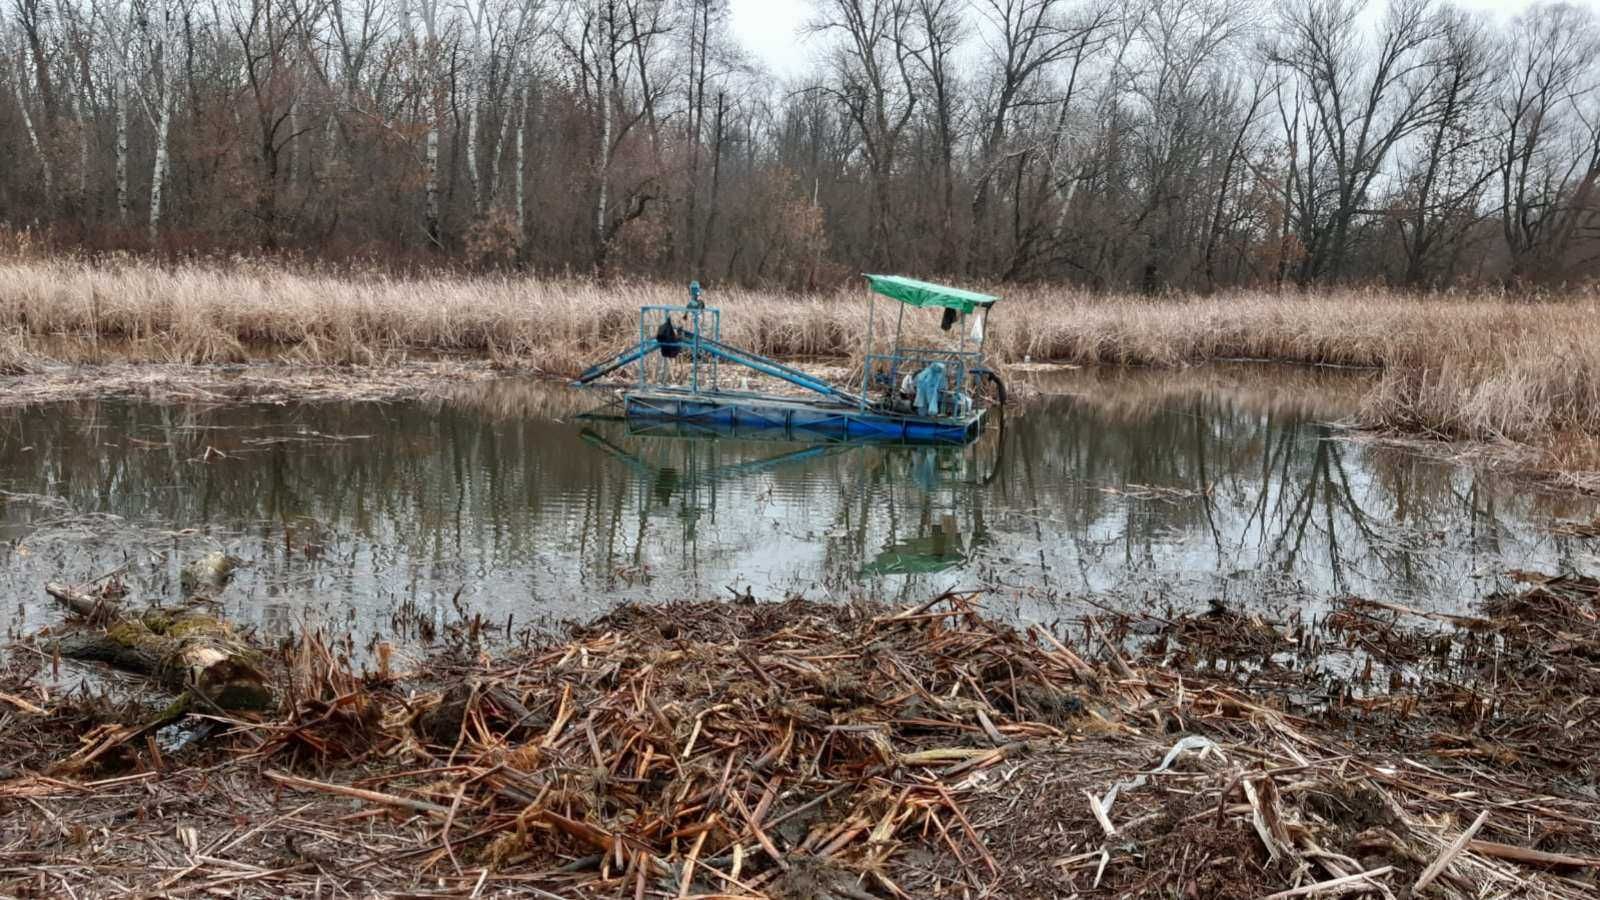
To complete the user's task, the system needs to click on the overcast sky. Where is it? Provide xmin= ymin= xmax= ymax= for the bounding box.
xmin=729 ymin=0 xmax=1596 ymax=80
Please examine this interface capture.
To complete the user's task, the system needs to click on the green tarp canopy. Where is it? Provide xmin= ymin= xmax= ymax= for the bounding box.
xmin=864 ymin=274 xmax=999 ymax=315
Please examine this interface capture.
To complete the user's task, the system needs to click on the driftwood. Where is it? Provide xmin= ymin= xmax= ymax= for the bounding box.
xmin=45 ymin=582 xmax=273 ymax=710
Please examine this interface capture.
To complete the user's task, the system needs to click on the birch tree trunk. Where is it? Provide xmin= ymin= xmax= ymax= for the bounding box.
xmin=71 ymin=91 xmax=89 ymax=200
xmin=149 ymin=71 xmax=174 ymax=243
xmin=418 ymin=0 xmax=442 ymax=246
xmin=323 ymin=110 xmax=338 ymax=165
xmin=115 ymin=75 xmax=130 ymax=225
xmin=515 ymin=86 xmax=527 ymax=249
xmin=287 ymin=99 xmax=298 ymax=190
xmin=596 ymin=88 xmax=610 ymax=246
xmin=11 ymin=74 xmax=53 ymax=202
xmin=593 ymin=2 xmax=614 ymax=273
xmin=490 ymin=96 xmax=514 ymax=204
xmin=425 ymin=124 xmax=440 ymax=243
xmin=466 ymin=95 xmax=481 ymax=215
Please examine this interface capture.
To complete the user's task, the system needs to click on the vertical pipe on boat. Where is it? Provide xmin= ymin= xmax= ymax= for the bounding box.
xmin=691 ymin=305 xmax=701 ymax=395
xmin=637 ymin=309 xmax=647 ymax=389
xmin=957 ymin=309 xmax=968 ymax=412
xmin=861 ymin=292 xmax=875 ymax=410
xmin=889 ymin=303 xmax=906 ymax=401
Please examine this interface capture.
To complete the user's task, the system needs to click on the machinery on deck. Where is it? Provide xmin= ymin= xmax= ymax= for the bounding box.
xmin=572 ymin=275 xmax=1003 ymax=445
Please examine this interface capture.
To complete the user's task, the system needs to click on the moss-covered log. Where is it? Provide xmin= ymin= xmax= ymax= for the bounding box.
xmin=45 ymin=582 xmax=273 ymax=711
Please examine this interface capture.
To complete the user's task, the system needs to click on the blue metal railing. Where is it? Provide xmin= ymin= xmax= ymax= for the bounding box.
xmin=638 ymin=304 xmax=719 ymax=393
xmin=864 ymin=347 xmax=981 ymax=416
xmin=576 ymin=304 xmax=868 ymax=408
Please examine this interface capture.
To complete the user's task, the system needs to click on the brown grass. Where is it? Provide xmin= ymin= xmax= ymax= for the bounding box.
xmin=2 ymin=258 xmax=1599 ymax=461
xmin=0 ymin=328 xmax=40 ymax=375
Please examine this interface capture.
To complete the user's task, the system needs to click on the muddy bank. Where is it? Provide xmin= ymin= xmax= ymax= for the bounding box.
xmin=0 ymin=359 xmax=515 ymax=408
xmin=4 ymin=574 xmax=1600 ymax=898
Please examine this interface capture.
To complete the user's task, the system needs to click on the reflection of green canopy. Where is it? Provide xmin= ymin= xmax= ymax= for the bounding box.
xmin=860 ymin=534 xmax=966 ymax=576
xmin=864 ymin=274 xmax=999 ymax=315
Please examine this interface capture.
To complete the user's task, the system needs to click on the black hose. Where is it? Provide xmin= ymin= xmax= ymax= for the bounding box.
xmin=980 ymin=405 xmax=1005 ymax=486
xmin=983 ymin=369 xmax=1007 ymax=406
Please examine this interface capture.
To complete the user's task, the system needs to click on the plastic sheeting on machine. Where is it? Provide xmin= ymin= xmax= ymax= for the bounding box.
xmin=914 ymin=362 xmax=947 ymax=417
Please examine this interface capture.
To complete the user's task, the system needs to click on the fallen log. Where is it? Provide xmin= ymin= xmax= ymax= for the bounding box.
xmin=45 ymin=581 xmax=273 ymax=711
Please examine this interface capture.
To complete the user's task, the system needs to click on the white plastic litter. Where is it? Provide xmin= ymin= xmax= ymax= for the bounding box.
xmin=1096 ymin=734 xmax=1220 ymax=820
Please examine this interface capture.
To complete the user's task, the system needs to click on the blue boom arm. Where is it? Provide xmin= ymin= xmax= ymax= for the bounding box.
xmin=572 ymin=330 xmax=869 ymax=409
xmin=682 ymin=330 xmax=868 ymax=407
xmin=572 ymin=340 xmax=662 ymax=385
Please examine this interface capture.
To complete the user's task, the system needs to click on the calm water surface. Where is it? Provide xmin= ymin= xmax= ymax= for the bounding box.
xmin=3 ymin=368 xmax=1596 ymax=643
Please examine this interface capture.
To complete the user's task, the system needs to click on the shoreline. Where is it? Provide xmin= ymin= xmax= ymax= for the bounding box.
xmin=0 ymin=357 xmax=510 ymax=408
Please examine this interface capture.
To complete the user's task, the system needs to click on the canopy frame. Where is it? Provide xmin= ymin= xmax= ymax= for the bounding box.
xmin=858 ymin=275 xmax=997 ymax=413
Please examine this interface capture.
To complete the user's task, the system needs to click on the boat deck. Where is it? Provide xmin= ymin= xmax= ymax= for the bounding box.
xmin=624 ymin=388 xmax=987 ymax=444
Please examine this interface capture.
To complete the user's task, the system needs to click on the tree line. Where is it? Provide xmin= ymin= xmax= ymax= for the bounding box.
xmin=4 ymin=0 xmax=1600 ymax=291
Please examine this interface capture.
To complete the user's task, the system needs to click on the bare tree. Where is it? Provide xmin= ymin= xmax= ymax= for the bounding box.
xmin=1272 ymin=0 xmax=1447 ymax=284
xmin=3 ymin=0 xmax=56 ymax=203
xmin=1122 ymin=0 xmax=1256 ymax=291
xmin=906 ymin=0 xmax=964 ymax=271
xmin=967 ymin=0 xmax=1114 ymax=276
xmin=1390 ymin=7 xmax=1498 ymax=286
xmin=560 ymin=0 xmax=666 ymax=275
xmin=110 ymin=0 xmax=190 ymax=243
xmin=682 ymin=0 xmax=731 ymax=275
xmin=1200 ymin=63 xmax=1275 ymax=292
xmin=227 ymin=0 xmax=322 ymax=247
xmin=812 ymin=0 xmax=921 ymax=268
xmin=1498 ymin=1 xmax=1600 ymax=284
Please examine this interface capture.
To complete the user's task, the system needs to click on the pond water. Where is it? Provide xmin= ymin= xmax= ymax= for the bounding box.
xmin=3 ymin=367 xmax=1597 ymax=646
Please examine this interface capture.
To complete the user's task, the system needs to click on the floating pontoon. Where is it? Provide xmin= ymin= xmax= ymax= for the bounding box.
xmin=572 ymin=276 xmax=1003 ymax=445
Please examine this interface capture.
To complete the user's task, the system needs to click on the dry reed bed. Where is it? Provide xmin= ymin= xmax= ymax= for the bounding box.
xmin=2 ymin=259 xmax=1600 ymax=448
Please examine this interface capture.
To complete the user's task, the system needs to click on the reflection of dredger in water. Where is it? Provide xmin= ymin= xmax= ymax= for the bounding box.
xmin=578 ymin=427 xmax=847 ymax=507
xmin=900 ymin=429 xmax=1006 ymax=489
xmin=856 ymin=445 xmax=988 ymax=577
xmin=863 ymin=513 xmax=965 ymax=576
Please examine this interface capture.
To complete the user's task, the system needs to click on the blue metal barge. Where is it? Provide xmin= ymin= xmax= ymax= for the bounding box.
xmin=624 ymin=387 xmax=987 ymax=444
xmin=573 ymin=275 xmax=1003 ymax=446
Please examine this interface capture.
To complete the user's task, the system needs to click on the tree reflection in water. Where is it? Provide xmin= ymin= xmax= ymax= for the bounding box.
xmin=0 ymin=373 xmax=1594 ymax=642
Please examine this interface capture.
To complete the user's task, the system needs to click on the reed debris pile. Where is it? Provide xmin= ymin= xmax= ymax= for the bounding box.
xmin=4 ymin=581 xmax=1600 ymax=897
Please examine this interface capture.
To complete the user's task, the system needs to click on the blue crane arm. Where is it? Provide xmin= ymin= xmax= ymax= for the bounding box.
xmin=573 ymin=329 xmax=870 ymax=408
xmin=572 ymin=340 xmax=661 ymax=385
xmin=682 ymin=330 xmax=868 ymax=407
